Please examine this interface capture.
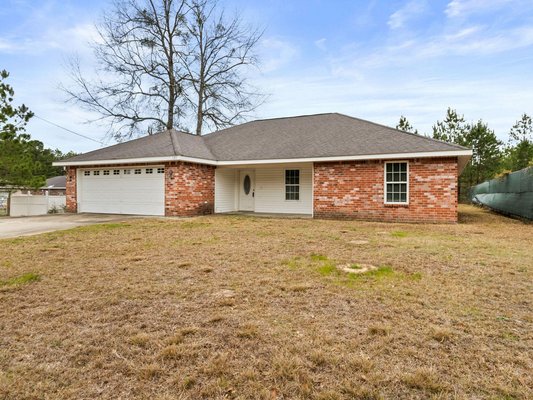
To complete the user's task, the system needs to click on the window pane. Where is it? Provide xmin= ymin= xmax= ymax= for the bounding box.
xmin=393 ymin=192 xmax=400 ymax=202
xmin=386 ymin=163 xmax=393 ymax=173
xmin=386 ymin=173 xmax=393 ymax=181
xmin=387 ymin=192 xmax=393 ymax=202
xmin=400 ymin=193 xmax=407 ymax=202
xmin=400 ymin=172 xmax=407 ymax=182
xmin=400 ymin=163 xmax=407 ymax=172
xmin=400 ymin=183 xmax=407 ymax=193
xmin=285 ymin=170 xmax=299 ymax=184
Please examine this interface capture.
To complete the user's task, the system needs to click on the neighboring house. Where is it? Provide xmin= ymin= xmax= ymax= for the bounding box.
xmin=39 ymin=176 xmax=67 ymax=196
xmin=53 ymin=113 xmax=472 ymax=223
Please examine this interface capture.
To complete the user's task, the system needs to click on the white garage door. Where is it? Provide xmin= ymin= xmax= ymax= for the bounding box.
xmin=78 ymin=167 xmax=165 ymax=216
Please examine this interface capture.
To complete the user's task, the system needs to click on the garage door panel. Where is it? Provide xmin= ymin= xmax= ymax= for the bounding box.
xmin=79 ymin=168 xmax=165 ymax=216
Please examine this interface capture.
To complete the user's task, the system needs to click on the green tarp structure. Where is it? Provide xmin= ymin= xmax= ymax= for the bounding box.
xmin=469 ymin=166 xmax=533 ymax=220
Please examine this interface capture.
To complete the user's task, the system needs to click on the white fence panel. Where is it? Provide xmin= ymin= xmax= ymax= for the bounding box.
xmin=10 ymin=194 xmax=66 ymax=217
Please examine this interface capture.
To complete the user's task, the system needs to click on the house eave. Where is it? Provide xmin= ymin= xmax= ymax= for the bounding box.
xmin=53 ymin=155 xmax=219 ymax=167
xmin=53 ymin=150 xmax=472 ymax=172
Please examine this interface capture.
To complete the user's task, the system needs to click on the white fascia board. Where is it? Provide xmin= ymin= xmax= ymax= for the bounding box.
xmin=53 ymin=150 xmax=472 ymax=167
xmin=216 ymin=150 xmax=473 ymax=166
xmin=53 ymin=155 xmax=218 ymax=167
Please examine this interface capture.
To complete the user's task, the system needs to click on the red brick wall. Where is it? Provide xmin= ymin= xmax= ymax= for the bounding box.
xmin=313 ymin=158 xmax=458 ymax=223
xmin=65 ymin=167 xmax=77 ymax=213
xmin=164 ymin=162 xmax=215 ymax=216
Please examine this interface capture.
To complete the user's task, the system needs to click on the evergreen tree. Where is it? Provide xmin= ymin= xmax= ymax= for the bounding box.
xmin=461 ymin=120 xmax=502 ymax=189
xmin=0 ymin=70 xmax=68 ymax=188
xmin=504 ymin=113 xmax=533 ymax=171
xmin=432 ymin=108 xmax=469 ymax=144
xmin=396 ymin=115 xmax=419 ymax=135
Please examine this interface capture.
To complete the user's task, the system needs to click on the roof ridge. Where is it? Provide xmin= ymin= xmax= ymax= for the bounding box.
xmin=251 ymin=112 xmax=336 ymax=123
xmin=334 ymin=113 xmax=469 ymax=151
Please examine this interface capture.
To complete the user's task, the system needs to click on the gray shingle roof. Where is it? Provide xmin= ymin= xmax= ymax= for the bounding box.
xmin=43 ymin=175 xmax=66 ymax=189
xmin=60 ymin=113 xmax=468 ymax=164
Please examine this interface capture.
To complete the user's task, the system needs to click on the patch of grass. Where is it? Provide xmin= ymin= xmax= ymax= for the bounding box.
xmin=77 ymin=222 xmax=129 ymax=232
xmin=310 ymin=254 xmax=329 ymax=261
xmin=410 ymin=272 xmax=423 ymax=280
xmin=402 ymin=368 xmax=445 ymax=393
xmin=318 ymin=263 xmax=337 ymax=276
xmin=281 ymin=257 xmax=300 ymax=269
xmin=391 ymin=231 xmax=408 ymax=238
xmin=236 ymin=324 xmax=259 ymax=339
xmin=349 ymin=265 xmax=396 ymax=281
xmin=0 ymin=272 xmax=40 ymax=288
xmin=431 ymin=327 xmax=454 ymax=343
xmin=368 ymin=324 xmax=391 ymax=336
xmin=180 ymin=221 xmax=210 ymax=229
xmin=159 ymin=345 xmax=184 ymax=360
xmin=138 ymin=363 xmax=162 ymax=380
xmin=181 ymin=376 xmax=196 ymax=389
xmin=129 ymin=333 xmax=150 ymax=347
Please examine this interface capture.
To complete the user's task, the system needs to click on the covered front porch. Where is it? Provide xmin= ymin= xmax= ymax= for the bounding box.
xmin=214 ymin=163 xmax=313 ymax=216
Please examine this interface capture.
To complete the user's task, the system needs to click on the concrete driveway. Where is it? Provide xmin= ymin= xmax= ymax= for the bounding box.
xmin=0 ymin=214 xmax=139 ymax=239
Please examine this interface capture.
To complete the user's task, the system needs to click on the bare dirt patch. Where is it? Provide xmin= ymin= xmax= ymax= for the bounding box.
xmin=0 ymin=205 xmax=531 ymax=399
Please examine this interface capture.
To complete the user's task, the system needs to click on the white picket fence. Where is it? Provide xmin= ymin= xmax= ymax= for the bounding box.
xmin=9 ymin=194 xmax=66 ymax=217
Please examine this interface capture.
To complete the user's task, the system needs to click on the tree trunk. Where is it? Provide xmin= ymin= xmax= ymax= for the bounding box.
xmin=195 ymin=84 xmax=203 ymax=135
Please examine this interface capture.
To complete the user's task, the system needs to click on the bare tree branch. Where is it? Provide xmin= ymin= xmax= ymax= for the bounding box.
xmin=63 ymin=0 xmax=264 ymax=139
xmin=182 ymin=0 xmax=264 ymax=135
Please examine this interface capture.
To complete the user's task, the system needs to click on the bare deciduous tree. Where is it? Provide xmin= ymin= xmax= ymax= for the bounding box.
xmin=182 ymin=0 xmax=263 ymax=135
xmin=64 ymin=0 xmax=263 ymax=139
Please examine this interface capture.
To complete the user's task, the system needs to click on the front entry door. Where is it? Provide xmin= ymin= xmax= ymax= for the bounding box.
xmin=239 ymin=170 xmax=255 ymax=211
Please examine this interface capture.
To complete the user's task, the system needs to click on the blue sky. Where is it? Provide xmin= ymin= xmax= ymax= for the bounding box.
xmin=1 ymin=0 xmax=533 ymax=153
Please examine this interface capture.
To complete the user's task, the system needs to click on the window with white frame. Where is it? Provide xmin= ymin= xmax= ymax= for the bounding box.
xmin=385 ymin=162 xmax=408 ymax=204
xmin=157 ymin=167 xmax=164 ymax=174
xmin=84 ymin=171 xmax=90 ymax=176
xmin=103 ymin=170 xmax=110 ymax=176
xmin=145 ymin=168 xmax=153 ymax=174
xmin=93 ymin=170 xmax=100 ymax=176
xmin=134 ymin=169 xmax=141 ymax=175
xmin=113 ymin=169 xmax=120 ymax=175
xmin=285 ymin=170 xmax=300 ymax=201
xmin=123 ymin=169 xmax=131 ymax=175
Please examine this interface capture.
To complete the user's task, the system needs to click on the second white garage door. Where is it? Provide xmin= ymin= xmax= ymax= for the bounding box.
xmin=78 ymin=167 xmax=165 ymax=216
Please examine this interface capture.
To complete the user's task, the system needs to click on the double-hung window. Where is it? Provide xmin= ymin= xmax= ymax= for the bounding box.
xmin=385 ymin=162 xmax=408 ymax=204
xmin=285 ymin=170 xmax=300 ymax=201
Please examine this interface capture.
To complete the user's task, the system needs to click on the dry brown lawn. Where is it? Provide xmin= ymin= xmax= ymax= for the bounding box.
xmin=0 ymin=205 xmax=531 ymax=400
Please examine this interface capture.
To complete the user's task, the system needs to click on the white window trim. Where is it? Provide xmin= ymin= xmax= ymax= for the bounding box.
xmin=285 ymin=169 xmax=301 ymax=202
xmin=384 ymin=161 xmax=409 ymax=205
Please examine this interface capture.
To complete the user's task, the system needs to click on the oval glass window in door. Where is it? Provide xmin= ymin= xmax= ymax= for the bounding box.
xmin=243 ymin=175 xmax=251 ymax=195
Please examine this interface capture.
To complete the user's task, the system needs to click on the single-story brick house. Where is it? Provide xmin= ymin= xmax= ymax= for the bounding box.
xmin=54 ymin=113 xmax=472 ymax=223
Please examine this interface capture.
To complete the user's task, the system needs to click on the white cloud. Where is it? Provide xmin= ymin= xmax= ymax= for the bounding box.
xmin=388 ymin=0 xmax=428 ymax=30
xmin=333 ymin=24 xmax=533 ymax=71
xmin=259 ymin=37 xmax=298 ymax=72
xmin=314 ymin=38 xmax=327 ymax=51
xmin=445 ymin=0 xmax=513 ymax=18
xmin=0 ymin=22 xmax=98 ymax=55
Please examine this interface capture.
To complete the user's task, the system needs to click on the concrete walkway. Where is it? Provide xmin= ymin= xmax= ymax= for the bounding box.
xmin=0 ymin=214 xmax=139 ymax=239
